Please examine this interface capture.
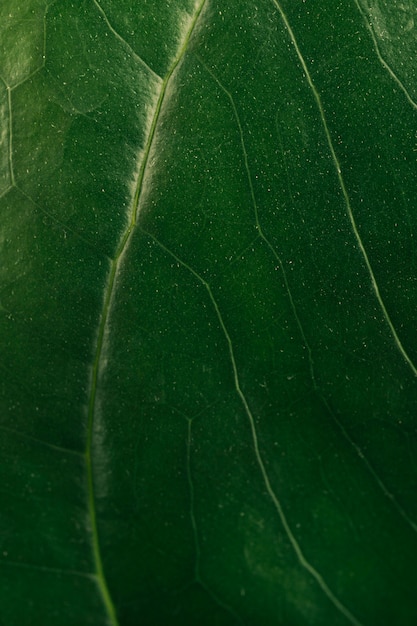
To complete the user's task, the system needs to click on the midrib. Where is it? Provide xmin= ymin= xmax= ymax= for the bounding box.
xmin=84 ymin=2 xmax=207 ymax=623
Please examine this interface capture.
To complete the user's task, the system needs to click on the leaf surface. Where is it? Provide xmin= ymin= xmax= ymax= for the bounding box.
xmin=1 ymin=1 xmax=417 ymax=624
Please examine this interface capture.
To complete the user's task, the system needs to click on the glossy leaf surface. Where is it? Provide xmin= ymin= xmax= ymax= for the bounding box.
xmin=1 ymin=1 xmax=417 ymax=624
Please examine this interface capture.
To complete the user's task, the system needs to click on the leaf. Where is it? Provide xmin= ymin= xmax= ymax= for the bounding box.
xmin=1 ymin=1 xmax=417 ymax=624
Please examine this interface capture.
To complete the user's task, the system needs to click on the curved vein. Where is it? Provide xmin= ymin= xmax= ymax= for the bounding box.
xmin=92 ymin=0 xmax=160 ymax=80
xmin=6 ymin=84 xmax=15 ymax=187
xmin=353 ymin=0 xmax=417 ymax=111
xmin=145 ymin=232 xmax=362 ymax=626
xmin=199 ymin=59 xmax=317 ymax=388
xmin=200 ymin=61 xmax=417 ymax=534
xmin=271 ymin=0 xmax=417 ymax=378
xmin=84 ymin=3 xmax=207 ymax=624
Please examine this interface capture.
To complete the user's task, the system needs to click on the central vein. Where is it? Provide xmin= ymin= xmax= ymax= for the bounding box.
xmin=84 ymin=2 xmax=207 ymax=623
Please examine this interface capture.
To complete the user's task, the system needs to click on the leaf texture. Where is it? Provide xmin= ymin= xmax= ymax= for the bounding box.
xmin=1 ymin=1 xmax=417 ymax=624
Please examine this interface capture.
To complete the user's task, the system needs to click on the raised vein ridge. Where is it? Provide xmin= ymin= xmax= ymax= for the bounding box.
xmin=353 ymin=0 xmax=417 ymax=110
xmin=272 ymin=0 xmax=417 ymax=379
xmin=146 ymin=233 xmax=362 ymax=626
xmin=200 ymin=60 xmax=417 ymax=535
xmin=84 ymin=2 xmax=207 ymax=623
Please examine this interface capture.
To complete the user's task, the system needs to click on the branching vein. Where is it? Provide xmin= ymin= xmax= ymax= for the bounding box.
xmin=271 ymin=0 xmax=417 ymax=379
xmin=201 ymin=0 xmax=417 ymax=543
xmin=92 ymin=0 xmax=160 ymax=79
xmin=200 ymin=60 xmax=417 ymax=535
xmin=6 ymin=84 xmax=15 ymax=187
xmin=353 ymin=0 xmax=417 ymax=110
xmin=145 ymin=232 xmax=362 ymax=626
xmin=84 ymin=3 xmax=207 ymax=624
xmin=199 ymin=59 xmax=317 ymax=389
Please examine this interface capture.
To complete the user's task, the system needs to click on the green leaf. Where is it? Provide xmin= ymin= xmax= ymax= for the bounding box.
xmin=1 ymin=1 xmax=417 ymax=624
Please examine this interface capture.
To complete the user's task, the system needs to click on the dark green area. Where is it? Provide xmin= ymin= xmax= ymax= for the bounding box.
xmin=1 ymin=1 xmax=417 ymax=624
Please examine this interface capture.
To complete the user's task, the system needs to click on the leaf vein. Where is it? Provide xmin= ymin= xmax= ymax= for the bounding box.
xmin=84 ymin=3 xmax=208 ymax=623
xmin=5 ymin=82 xmax=14 ymax=187
xmin=271 ymin=0 xmax=417 ymax=379
xmin=92 ymin=0 xmax=161 ymax=80
xmin=199 ymin=59 xmax=318 ymax=390
xmin=145 ymin=232 xmax=361 ymax=626
xmin=200 ymin=60 xmax=417 ymax=535
xmin=352 ymin=0 xmax=417 ymax=111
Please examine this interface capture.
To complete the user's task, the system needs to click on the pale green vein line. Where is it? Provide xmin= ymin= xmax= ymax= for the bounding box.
xmin=201 ymin=60 xmax=417 ymax=535
xmin=0 ymin=75 xmax=10 ymax=198
xmin=84 ymin=4 xmax=207 ymax=624
xmin=132 ymin=0 xmax=207 ymax=223
xmin=92 ymin=0 xmax=160 ymax=80
xmin=0 ymin=185 xmax=12 ymax=200
xmin=199 ymin=59 xmax=317 ymax=388
xmin=9 ymin=65 xmax=45 ymax=92
xmin=86 ymin=260 xmax=122 ymax=626
xmin=228 ymin=235 xmax=261 ymax=268
xmin=353 ymin=0 xmax=417 ymax=111
xmin=272 ymin=0 xmax=417 ymax=379
xmin=146 ymin=232 xmax=361 ymax=626
xmin=6 ymin=85 xmax=15 ymax=187
xmin=321 ymin=396 xmax=417 ymax=533
xmin=1 ymin=15 xmax=47 ymax=190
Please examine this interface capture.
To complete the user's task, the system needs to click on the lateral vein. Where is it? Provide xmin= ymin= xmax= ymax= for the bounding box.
xmin=271 ymin=0 xmax=417 ymax=379
xmin=353 ymin=0 xmax=417 ymax=111
xmin=145 ymin=232 xmax=362 ymax=626
xmin=92 ymin=0 xmax=160 ymax=80
xmin=200 ymin=61 xmax=417 ymax=535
